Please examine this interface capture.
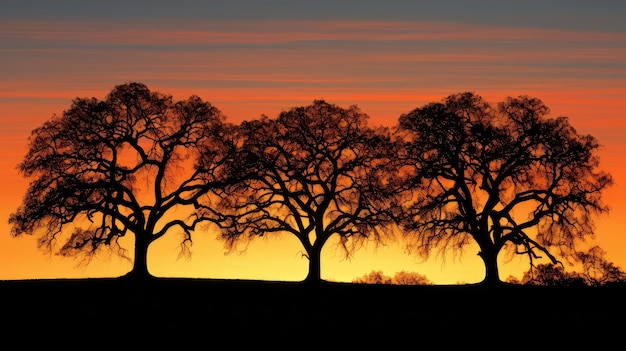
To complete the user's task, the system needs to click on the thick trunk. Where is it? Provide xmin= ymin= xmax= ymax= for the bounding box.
xmin=124 ymin=231 xmax=153 ymax=282
xmin=478 ymin=247 xmax=501 ymax=286
xmin=303 ymin=244 xmax=322 ymax=285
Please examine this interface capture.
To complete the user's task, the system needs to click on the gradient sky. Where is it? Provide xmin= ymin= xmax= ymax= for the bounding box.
xmin=1 ymin=1 xmax=625 ymax=284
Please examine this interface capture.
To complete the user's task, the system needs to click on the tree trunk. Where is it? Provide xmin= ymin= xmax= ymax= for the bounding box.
xmin=124 ymin=231 xmax=153 ymax=282
xmin=478 ymin=247 xmax=501 ymax=286
xmin=303 ymin=244 xmax=322 ymax=285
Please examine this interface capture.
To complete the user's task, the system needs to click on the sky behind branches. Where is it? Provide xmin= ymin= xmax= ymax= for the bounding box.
xmin=1 ymin=1 xmax=624 ymax=283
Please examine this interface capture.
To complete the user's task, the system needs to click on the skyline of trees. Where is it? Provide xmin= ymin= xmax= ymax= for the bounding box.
xmin=353 ymin=270 xmax=433 ymax=285
xmin=9 ymin=82 xmax=618 ymax=285
xmin=506 ymin=246 xmax=626 ymax=287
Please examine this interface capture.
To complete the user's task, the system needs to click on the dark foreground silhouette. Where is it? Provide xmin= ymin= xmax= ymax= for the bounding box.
xmin=1 ymin=278 xmax=624 ymax=347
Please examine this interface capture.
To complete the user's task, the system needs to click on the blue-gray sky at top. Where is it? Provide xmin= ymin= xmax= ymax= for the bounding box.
xmin=2 ymin=0 xmax=626 ymax=31
xmin=1 ymin=0 xmax=624 ymax=123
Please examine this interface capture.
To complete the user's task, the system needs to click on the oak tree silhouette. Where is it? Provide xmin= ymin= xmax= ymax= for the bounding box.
xmin=510 ymin=246 xmax=626 ymax=287
xmin=396 ymin=92 xmax=613 ymax=286
xmin=9 ymin=82 xmax=236 ymax=281
xmin=208 ymin=100 xmax=400 ymax=284
xmin=575 ymin=246 xmax=626 ymax=286
xmin=353 ymin=270 xmax=432 ymax=285
xmin=516 ymin=263 xmax=587 ymax=287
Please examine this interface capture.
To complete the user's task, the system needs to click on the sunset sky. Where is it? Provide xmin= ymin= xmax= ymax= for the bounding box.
xmin=1 ymin=1 xmax=625 ymax=284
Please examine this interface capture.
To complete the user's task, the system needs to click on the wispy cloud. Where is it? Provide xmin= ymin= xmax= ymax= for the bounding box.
xmin=3 ymin=19 xmax=626 ymax=45
xmin=1 ymin=18 xmax=624 ymax=127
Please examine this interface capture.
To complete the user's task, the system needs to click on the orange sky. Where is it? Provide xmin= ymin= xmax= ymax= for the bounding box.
xmin=1 ymin=15 xmax=625 ymax=284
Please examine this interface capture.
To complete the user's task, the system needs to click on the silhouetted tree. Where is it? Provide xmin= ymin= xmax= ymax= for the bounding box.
xmin=392 ymin=270 xmax=432 ymax=285
xmin=353 ymin=270 xmax=393 ymax=284
xmin=9 ymin=82 xmax=236 ymax=280
xmin=396 ymin=92 xmax=613 ymax=286
xmin=353 ymin=270 xmax=432 ymax=285
xmin=507 ymin=246 xmax=626 ymax=286
xmin=576 ymin=246 xmax=626 ymax=286
xmin=517 ymin=263 xmax=586 ymax=287
xmin=210 ymin=100 xmax=399 ymax=284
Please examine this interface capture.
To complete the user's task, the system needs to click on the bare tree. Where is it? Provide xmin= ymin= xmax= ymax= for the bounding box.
xmin=209 ymin=100 xmax=400 ymax=284
xmin=9 ymin=82 xmax=236 ymax=280
xmin=396 ymin=92 xmax=613 ymax=286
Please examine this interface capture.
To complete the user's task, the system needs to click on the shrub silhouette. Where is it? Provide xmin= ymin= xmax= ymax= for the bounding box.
xmin=353 ymin=270 xmax=432 ymax=285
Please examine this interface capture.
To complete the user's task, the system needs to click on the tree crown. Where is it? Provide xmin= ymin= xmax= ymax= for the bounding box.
xmin=10 ymin=82 xmax=233 ymax=262
xmin=396 ymin=92 xmax=612 ymax=270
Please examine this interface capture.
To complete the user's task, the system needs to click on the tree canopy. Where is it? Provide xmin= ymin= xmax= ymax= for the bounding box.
xmin=9 ymin=82 xmax=236 ymax=280
xmin=396 ymin=92 xmax=613 ymax=285
xmin=9 ymin=85 xmax=618 ymax=285
xmin=208 ymin=100 xmax=401 ymax=283
xmin=353 ymin=270 xmax=432 ymax=285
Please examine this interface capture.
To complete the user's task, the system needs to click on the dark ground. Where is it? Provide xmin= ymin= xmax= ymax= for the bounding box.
xmin=1 ymin=278 xmax=624 ymax=348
